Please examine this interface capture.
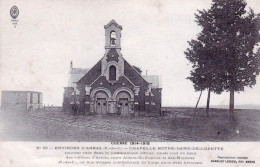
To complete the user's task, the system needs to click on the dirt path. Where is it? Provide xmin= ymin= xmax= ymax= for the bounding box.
xmin=1 ymin=108 xmax=260 ymax=141
xmin=0 ymin=109 xmax=167 ymax=141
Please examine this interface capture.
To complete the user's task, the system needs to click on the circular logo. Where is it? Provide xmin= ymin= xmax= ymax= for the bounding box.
xmin=10 ymin=6 xmax=19 ymax=19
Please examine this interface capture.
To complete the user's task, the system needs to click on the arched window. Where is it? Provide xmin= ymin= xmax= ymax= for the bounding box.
xmin=109 ymin=65 xmax=116 ymax=81
xmin=110 ymin=31 xmax=116 ymax=46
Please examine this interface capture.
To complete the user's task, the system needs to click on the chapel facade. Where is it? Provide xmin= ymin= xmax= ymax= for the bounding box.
xmin=63 ymin=20 xmax=162 ymax=115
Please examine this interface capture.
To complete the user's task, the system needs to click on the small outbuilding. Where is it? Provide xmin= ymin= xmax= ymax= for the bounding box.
xmin=1 ymin=91 xmax=42 ymax=110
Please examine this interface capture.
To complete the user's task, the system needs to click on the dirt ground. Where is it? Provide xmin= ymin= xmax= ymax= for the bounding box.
xmin=1 ymin=107 xmax=260 ymax=142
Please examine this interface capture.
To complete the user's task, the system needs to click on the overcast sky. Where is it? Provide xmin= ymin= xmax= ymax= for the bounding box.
xmin=0 ymin=0 xmax=260 ymax=107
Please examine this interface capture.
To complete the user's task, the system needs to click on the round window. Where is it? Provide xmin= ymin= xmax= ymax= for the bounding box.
xmin=97 ymin=103 xmax=100 ymax=106
xmin=103 ymin=103 xmax=106 ymax=106
xmin=125 ymin=103 xmax=128 ymax=106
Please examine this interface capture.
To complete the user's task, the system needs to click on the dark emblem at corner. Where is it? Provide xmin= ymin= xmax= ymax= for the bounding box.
xmin=10 ymin=6 xmax=19 ymax=19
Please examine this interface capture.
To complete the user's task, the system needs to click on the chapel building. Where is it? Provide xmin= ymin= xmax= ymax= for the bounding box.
xmin=63 ymin=20 xmax=162 ymax=115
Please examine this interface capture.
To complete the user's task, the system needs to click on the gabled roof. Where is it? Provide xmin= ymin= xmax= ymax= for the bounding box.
xmin=142 ymin=75 xmax=162 ymax=88
xmin=67 ymin=68 xmax=89 ymax=87
xmin=77 ymin=60 xmax=102 ymax=85
xmin=123 ymin=57 xmax=149 ymax=85
xmin=104 ymin=19 xmax=122 ymax=29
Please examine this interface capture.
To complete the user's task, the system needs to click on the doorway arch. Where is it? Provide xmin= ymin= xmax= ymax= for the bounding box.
xmin=90 ymin=87 xmax=112 ymax=115
xmin=113 ymin=88 xmax=134 ymax=116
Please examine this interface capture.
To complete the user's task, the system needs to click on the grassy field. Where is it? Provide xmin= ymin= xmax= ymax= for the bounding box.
xmin=0 ymin=107 xmax=260 ymax=141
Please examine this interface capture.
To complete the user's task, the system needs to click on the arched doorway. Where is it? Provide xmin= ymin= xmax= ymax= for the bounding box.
xmin=116 ymin=91 xmax=131 ymax=116
xmin=94 ymin=91 xmax=108 ymax=115
xmin=90 ymin=88 xmax=112 ymax=115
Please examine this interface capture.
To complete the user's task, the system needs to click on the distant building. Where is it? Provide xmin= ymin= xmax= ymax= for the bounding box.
xmin=63 ymin=20 xmax=162 ymax=115
xmin=1 ymin=91 xmax=42 ymax=110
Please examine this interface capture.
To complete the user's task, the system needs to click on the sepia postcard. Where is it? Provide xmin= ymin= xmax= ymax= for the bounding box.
xmin=0 ymin=0 xmax=260 ymax=166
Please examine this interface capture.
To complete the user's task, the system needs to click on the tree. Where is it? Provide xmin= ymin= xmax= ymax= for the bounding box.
xmin=187 ymin=0 xmax=260 ymax=115
xmin=185 ymin=10 xmax=226 ymax=117
xmin=207 ymin=0 xmax=260 ymax=114
xmin=187 ymin=0 xmax=260 ymax=116
xmin=185 ymin=38 xmax=225 ymax=117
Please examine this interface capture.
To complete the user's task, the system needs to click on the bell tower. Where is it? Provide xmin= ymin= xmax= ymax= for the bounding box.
xmin=102 ymin=20 xmax=124 ymax=82
xmin=104 ymin=20 xmax=122 ymax=50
